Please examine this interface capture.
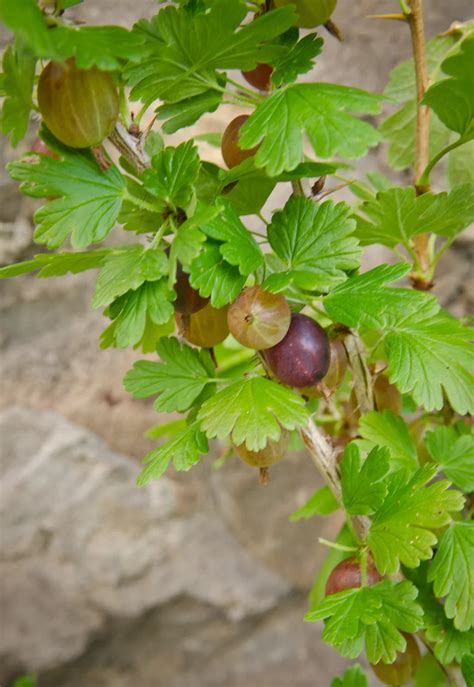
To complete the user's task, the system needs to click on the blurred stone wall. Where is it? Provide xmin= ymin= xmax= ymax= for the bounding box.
xmin=0 ymin=2 xmax=472 ymax=686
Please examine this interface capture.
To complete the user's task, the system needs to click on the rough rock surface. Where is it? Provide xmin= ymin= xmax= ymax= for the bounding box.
xmin=1 ymin=1 xmax=473 ymax=686
xmin=0 ymin=407 xmax=292 ymax=684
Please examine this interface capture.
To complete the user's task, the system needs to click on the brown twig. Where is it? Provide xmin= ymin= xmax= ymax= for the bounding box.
xmin=406 ymin=0 xmax=431 ymax=272
xmin=343 ymin=332 xmax=374 ymax=416
xmin=108 ymin=121 xmax=150 ymax=173
xmin=300 ymin=419 xmax=370 ymax=541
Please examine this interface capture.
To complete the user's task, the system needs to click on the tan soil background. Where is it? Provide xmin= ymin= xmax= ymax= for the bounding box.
xmin=0 ymin=2 xmax=473 ymax=686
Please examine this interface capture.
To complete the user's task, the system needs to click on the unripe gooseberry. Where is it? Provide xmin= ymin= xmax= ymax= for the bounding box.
xmin=235 ymin=429 xmax=290 ymax=468
xmin=373 ymin=373 xmax=402 ymax=415
xmin=242 ymin=63 xmax=273 ymax=91
xmin=274 ymin=0 xmax=337 ymax=28
xmin=221 ymin=115 xmax=259 ymax=169
xmin=227 ymin=286 xmax=291 ymax=350
xmin=325 ymin=556 xmax=382 ymax=596
xmin=175 ymin=301 xmax=229 ymax=348
xmin=38 ymin=58 xmax=119 ymax=148
xmin=371 ymin=634 xmax=421 ymax=686
xmin=263 ymin=313 xmax=330 ymax=388
xmin=173 ymin=262 xmax=209 ymax=315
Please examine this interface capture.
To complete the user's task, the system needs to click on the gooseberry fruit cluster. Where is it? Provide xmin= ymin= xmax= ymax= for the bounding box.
xmin=174 ymin=278 xmax=335 ymax=477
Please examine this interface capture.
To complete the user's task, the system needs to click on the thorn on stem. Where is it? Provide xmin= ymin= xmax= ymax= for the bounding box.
xmin=324 ymin=19 xmax=344 ymax=42
xmin=91 ymin=145 xmax=112 ymax=171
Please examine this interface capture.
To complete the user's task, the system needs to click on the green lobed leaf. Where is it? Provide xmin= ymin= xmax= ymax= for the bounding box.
xmin=425 ymin=426 xmax=474 ymax=492
xmin=0 ymin=0 xmax=146 ymax=69
xmin=306 ymin=580 xmax=424 ymax=664
xmin=381 ymin=26 xmax=474 ymax=172
xmin=46 ymin=25 xmax=147 ymax=71
xmin=340 ymin=444 xmax=390 ymax=516
xmin=406 ymin=564 xmax=474 ymax=666
xmin=197 ymin=376 xmax=310 ymax=451
xmin=198 ymin=199 xmax=264 ymax=275
xmin=124 ymin=337 xmax=215 ymax=413
xmin=380 ymin=101 xmax=451 ymax=172
xmin=355 ymin=184 xmax=474 ymax=248
xmin=7 ymin=130 xmax=126 ymax=249
xmin=101 ymin=280 xmax=174 ymax=350
xmin=266 ymin=196 xmax=361 ymax=292
xmin=240 ymin=83 xmax=382 ymax=175
xmin=423 ymin=35 xmax=474 ymax=138
xmin=118 ymin=175 xmax=163 ymax=234
xmin=384 ymin=310 xmax=474 ymax=415
xmin=126 ymin=1 xmax=295 ymax=105
xmin=462 ymin=654 xmax=474 ymax=687
xmin=0 ymin=44 xmax=35 ymax=146
xmin=325 ymin=265 xmax=474 ymax=414
xmin=289 ymin=485 xmax=339 ymax=521
xmin=414 ymin=653 xmax=447 ymax=687
xmin=142 ymin=141 xmax=200 ymax=211
xmin=356 ymin=410 xmax=419 ymax=474
xmin=0 ymin=248 xmax=112 ymax=279
xmin=384 ymin=34 xmax=464 ymax=104
xmin=428 ymin=522 xmax=474 ymax=632
xmin=324 ymin=263 xmax=433 ymax=330
xmin=272 ymin=33 xmax=323 ymax=87
xmin=368 ymin=464 xmax=464 ymax=575
xmin=189 ymin=240 xmax=246 ymax=308
xmin=157 ymin=89 xmax=223 ymax=134
xmin=330 ymin=665 xmax=368 ymax=687
xmin=170 ymin=203 xmax=217 ymax=268
xmin=447 ymin=139 xmax=474 ymax=187
xmin=93 ymin=246 xmax=168 ymax=308
xmin=137 ymin=421 xmax=208 ymax=485
xmin=0 ymin=0 xmax=58 ymax=57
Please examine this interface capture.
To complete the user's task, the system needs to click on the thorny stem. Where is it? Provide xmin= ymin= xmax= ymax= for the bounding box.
xmin=108 ymin=121 xmax=150 ymax=173
xmin=344 ymin=332 xmax=375 ymax=415
xmin=406 ymin=0 xmax=431 ymax=273
xmin=299 ymin=419 xmax=370 ymax=542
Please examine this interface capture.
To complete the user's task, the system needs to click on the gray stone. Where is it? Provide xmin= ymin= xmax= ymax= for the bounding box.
xmin=211 ymin=452 xmax=346 ymax=589
xmin=0 ymin=407 xmax=290 ymax=683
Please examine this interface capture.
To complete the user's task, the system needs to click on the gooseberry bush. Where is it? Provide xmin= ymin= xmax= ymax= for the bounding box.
xmin=0 ymin=0 xmax=473 ymax=685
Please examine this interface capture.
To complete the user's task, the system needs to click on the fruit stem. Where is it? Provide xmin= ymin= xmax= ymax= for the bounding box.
xmin=259 ymin=467 xmax=270 ymax=485
xmin=318 ymin=537 xmax=358 ymax=553
xmin=291 ymin=179 xmax=305 ymax=197
xmin=226 ymin=77 xmax=265 ymax=104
